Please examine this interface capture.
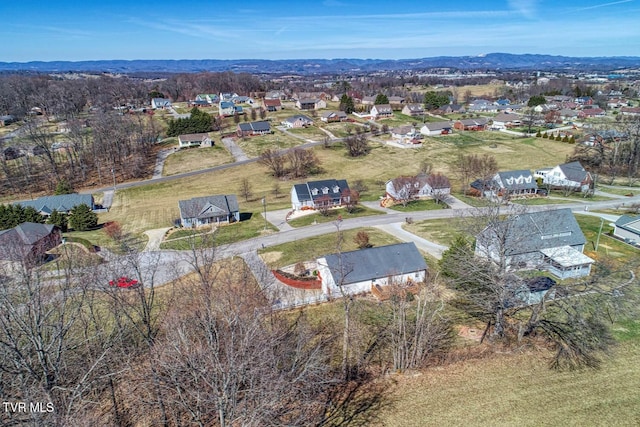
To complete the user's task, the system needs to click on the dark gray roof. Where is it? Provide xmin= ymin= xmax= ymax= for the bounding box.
xmin=496 ymin=170 xmax=537 ymax=191
xmin=321 ymin=111 xmax=347 ymax=118
xmin=615 ymin=215 xmax=640 ymax=234
xmin=423 ymin=121 xmax=452 ymax=131
xmin=0 ymin=222 xmax=56 ymax=245
xmin=323 ymin=242 xmax=427 ymax=285
xmin=284 ymin=115 xmax=313 ymax=124
xmin=238 ymin=121 xmax=270 ymax=132
xmin=458 ymin=118 xmax=489 ymax=126
xmin=295 ymin=179 xmax=349 ymax=204
xmin=16 ymin=194 xmax=94 ymax=214
xmin=477 ymin=208 xmax=586 ymax=256
xmin=178 ymin=195 xmax=239 ymax=220
xmin=558 ymin=161 xmax=590 ymax=183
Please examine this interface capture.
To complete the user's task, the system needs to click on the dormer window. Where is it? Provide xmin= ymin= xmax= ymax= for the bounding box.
xmin=333 ymin=185 xmax=340 ymax=193
xmin=322 ymin=187 xmax=329 ymax=194
xmin=311 ymin=188 xmax=318 ymax=196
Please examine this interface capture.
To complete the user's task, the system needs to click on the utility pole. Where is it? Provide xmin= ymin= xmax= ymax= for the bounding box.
xmin=595 ymin=217 xmax=604 ymax=251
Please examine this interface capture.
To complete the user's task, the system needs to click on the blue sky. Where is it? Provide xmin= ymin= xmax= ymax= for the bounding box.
xmin=2 ymin=0 xmax=639 ymax=62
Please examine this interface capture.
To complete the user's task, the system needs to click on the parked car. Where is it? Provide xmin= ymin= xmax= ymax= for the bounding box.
xmin=109 ymin=276 xmax=139 ymax=288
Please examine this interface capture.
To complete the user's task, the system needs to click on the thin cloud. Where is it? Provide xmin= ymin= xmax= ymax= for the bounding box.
xmin=574 ymin=0 xmax=633 ymax=11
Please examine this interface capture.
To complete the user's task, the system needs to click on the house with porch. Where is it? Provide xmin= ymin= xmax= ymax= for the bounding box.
xmin=281 ymin=114 xmax=313 ymax=128
xmin=178 ymin=194 xmax=240 ymax=228
xmin=420 ymin=121 xmax=452 ymax=136
xmin=290 ymin=179 xmax=350 ymax=211
xmin=151 ymin=98 xmax=172 ymax=109
xmin=263 ymin=98 xmax=282 ymax=112
xmin=320 ymin=111 xmax=348 ymax=123
xmin=370 ymin=104 xmax=393 ymax=119
xmin=385 ymin=173 xmax=451 ymax=201
xmin=491 ymin=112 xmax=521 ymax=129
xmin=537 ymin=161 xmax=592 ymax=192
xmin=454 ymin=117 xmax=489 ymax=131
xmin=613 ymin=215 xmax=640 ymax=245
xmin=492 ymin=170 xmax=538 ymax=198
xmin=475 ymin=208 xmax=594 ymax=279
xmin=296 ymin=98 xmax=326 ymax=110
xmin=0 ymin=222 xmax=61 ymax=265
xmin=237 ymin=121 xmax=271 ymax=137
xmin=316 ymin=242 xmax=427 ymax=297
xmin=401 ymin=104 xmax=424 ymax=117
xmin=177 ymin=133 xmax=213 ymax=149
xmin=390 ymin=125 xmax=420 ymax=143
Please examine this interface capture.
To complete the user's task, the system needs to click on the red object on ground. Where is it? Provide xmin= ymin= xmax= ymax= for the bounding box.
xmin=109 ymin=277 xmax=139 ymax=288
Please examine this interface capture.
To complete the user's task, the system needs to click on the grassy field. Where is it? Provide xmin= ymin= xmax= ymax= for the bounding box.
xmin=258 ymin=227 xmax=404 ymax=268
xmin=379 ymin=334 xmax=640 ymax=426
xmin=388 ymin=199 xmax=448 ymax=212
xmin=286 ymin=205 xmax=381 ymax=227
xmin=163 ymin=145 xmax=234 ymax=175
xmin=98 ymin=129 xmax=577 ymax=236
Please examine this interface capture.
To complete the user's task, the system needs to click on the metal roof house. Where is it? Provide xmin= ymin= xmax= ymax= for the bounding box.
xmin=290 ymin=179 xmax=350 ymax=211
xmin=613 ymin=215 xmax=640 ymax=245
xmin=15 ymin=194 xmax=95 ymax=215
xmin=178 ymin=195 xmax=240 ymax=228
xmin=475 ymin=208 xmax=594 ymax=279
xmin=317 ymin=242 xmax=428 ymax=297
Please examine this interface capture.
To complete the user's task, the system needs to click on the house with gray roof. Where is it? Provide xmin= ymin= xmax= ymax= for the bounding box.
xmin=613 ymin=215 xmax=640 ymax=245
xmin=370 ymin=104 xmax=393 ymax=119
xmin=290 ymin=179 xmax=350 ymax=211
xmin=0 ymin=222 xmax=61 ymax=264
xmin=236 ymin=121 xmax=271 ymax=137
xmin=317 ymin=242 xmax=428 ymax=297
xmin=281 ymin=115 xmax=313 ymax=128
xmin=151 ymin=98 xmax=172 ymax=109
xmin=178 ymin=194 xmax=240 ymax=228
xmin=475 ymin=208 xmax=594 ymax=279
xmin=320 ymin=111 xmax=347 ymax=123
xmin=177 ymin=133 xmax=213 ymax=149
xmin=401 ymin=104 xmax=425 ymax=117
xmin=420 ymin=121 xmax=453 ymax=136
xmin=540 ymin=161 xmax=592 ymax=192
xmin=492 ymin=170 xmax=537 ymax=197
xmin=16 ymin=194 xmax=95 ymax=216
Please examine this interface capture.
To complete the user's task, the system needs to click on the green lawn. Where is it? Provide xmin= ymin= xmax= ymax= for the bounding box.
xmin=160 ymin=211 xmax=278 ymax=250
xmin=259 ymin=227 xmax=403 ymax=268
xmin=286 ymin=205 xmax=382 ymax=227
xmin=163 ymin=145 xmax=234 ymax=176
xmin=388 ymin=199 xmax=448 ymax=212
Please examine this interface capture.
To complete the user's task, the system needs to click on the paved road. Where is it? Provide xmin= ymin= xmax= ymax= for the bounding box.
xmin=221 ymin=137 xmax=249 ymax=161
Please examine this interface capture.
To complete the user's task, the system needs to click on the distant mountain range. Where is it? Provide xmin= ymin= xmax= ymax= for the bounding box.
xmin=2 ymin=53 xmax=640 ymax=74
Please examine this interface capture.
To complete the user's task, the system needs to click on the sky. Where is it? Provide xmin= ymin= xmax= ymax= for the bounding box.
xmin=1 ymin=0 xmax=639 ymax=62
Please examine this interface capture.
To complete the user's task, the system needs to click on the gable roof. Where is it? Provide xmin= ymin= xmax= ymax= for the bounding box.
xmin=492 ymin=112 xmax=521 ymax=123
xmin=0 ymin=222 xmax=56 ymax=245
xmin=178 ymin=133 xmax=209 ymax=142
xmin=422 ymin=121 xmax=452 ymax=131
xmin=558 ymin=161 xmax=590 ymax=183
xmin=293 ymin=179 xmax=349 ymax=203
xmin=238 ymin=121 xmax=271 ymax=132
xmin=178 ymin=195 xmax=239 ymax=220
xmin=322 ymin=242 xmax=427 ymax=285
xmin=16 ymin=194 xmax=94 ymax=215
xmin=372 ymin=104 xmax=392 ymax=113
xmin=321 ymin=110 xmax=347 ymax=119
xmin=496 ymin=170 xmax=537 ymax=191
xmin=283 ymin=115 xmax=313 ymax=125
xmin=477 ymin=208 xmax=586 ymax=256
xmin=615 ymin=215 xmax=640 ymax=235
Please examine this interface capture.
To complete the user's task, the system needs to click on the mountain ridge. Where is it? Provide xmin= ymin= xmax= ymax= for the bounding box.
xmin=2 ymin=53 xmax=640 ymax=74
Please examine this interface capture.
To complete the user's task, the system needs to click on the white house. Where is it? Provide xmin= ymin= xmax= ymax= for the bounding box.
xmin=613 ymin=215 xmax=640 ymax=245
xmin=420 ymin=121 xmax=452 ymax=136
xmin=177 ymin=133 xmax=213 ymax=149
xmin=475 ymin=208 xmax=594 ymax=279
xmin=151 ymin=98 xmax=172 ymax=109
xmin=492 ymin=170 xmax=538 ymax=197
xmin=385 ymin=173 xmax=451 ymax=201
xmin=491 ymin=112 xmax=521 ymax=129
xmin=317 ymin=242 xmax=428 ymax=297
xmin=281 ymin=114 xmax=313 ymax=128
xmin=539 ymin=161 xmax=592 ymax=192
xmin=390 ymin=125 xmax=419 ymax=143
xmin=370 ymin=104 xmax=393 ymax=119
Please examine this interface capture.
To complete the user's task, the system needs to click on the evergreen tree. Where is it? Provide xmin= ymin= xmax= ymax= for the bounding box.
xmin=423 ymin=91 xmax=451 ymax=110
xmin=68 ymin=203 xmax=98 ymax=231
xmin=527 ymin=95 xmax=547 ymax=107
xmin=47 ymin=209 xmax=68 ymax=232
xmin=374 ymin=94 xmax=389 ymax=105
xmin=339 ymin=94 xmax=355 ymax=114
xmin=23 ymin=206 xmax=45 ymax=224
xmin=54 ymin=179 xmax=74 ymax=195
